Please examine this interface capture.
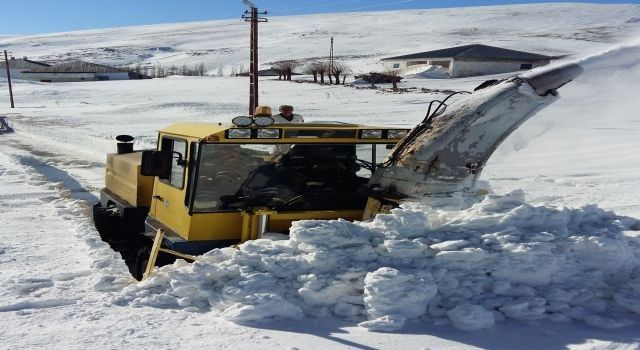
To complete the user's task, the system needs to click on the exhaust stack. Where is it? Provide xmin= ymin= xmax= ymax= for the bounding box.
xmin=116 ymin=134 xmax=135 ymax=154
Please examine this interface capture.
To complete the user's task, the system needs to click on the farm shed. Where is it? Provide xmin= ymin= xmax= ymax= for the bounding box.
xmin=20 ymin=61 xmax=131 ymax=82
xmin=0 ymin=57 xmax=50 ymax=79
xmin=382 ymin=44 xmax=553 ymax=78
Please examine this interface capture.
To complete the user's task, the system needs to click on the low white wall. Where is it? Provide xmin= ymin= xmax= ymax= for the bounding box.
xmin=449 ymin=59 xmax=549 ymax=78
xmin=0 ymin=68 xmax=28 ymax=79
xmin=19 ymin=71 xmax=130 ymax=82
xmin=20 ymin=72 xmax=97 ymax=82
xmin=382 ymin=61 xmax=407 ymax=71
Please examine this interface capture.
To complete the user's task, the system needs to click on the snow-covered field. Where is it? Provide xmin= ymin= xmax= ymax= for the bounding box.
xmin=1 ymin=3 xmax=640 ymax=349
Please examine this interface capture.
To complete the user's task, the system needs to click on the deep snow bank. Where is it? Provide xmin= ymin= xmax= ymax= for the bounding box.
xmin=113 ymin=191 xmax=640 ymax=331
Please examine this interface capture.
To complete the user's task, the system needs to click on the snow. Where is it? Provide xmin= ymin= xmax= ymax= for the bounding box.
xmin=446 ymin=304 xmax=495 ymax=331
xmin=1 ymin=3 xmax=640 ymax=349
xmin=107 ymin=191 xmax=640 ymax=334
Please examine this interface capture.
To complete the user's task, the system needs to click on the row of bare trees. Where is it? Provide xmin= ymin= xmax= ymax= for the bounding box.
xmin=127 ymin=60 xmax=356 ymax=83
xmin=303 ymin=61 xmax=351 ymax=84
xmin=270 ymin=60 xmax=351 ymax=85
xmin=130 ymin=63 xmax=208 ymax=78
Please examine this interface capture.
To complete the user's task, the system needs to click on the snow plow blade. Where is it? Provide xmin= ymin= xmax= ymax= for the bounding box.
xmin=369 ymin=63 xmax=584 ymax=197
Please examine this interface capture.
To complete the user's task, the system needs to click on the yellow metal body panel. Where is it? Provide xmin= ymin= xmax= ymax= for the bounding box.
xmin=182 ymin=209 xmax=364 ymax=242
xmin=148 ymin=134 xmax=200 ymax=238
xmin=143 ymin=123 xmax=407 ymax=243
xmin=189 ymin=212 xmax=244 ymax=241
xmin=150 ymin=180 xmax=192 ymax=238
xmin=105 ymin=152 xmax=154 ymax=207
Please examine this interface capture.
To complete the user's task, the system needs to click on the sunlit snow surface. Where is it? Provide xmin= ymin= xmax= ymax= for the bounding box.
xmin=2 ymin=3 xmax=640 ymax=349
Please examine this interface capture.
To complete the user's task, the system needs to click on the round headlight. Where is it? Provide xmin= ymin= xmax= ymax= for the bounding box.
xmin=232 ymin=116 xmax=254 ymax=127
xmin=254 ymin=116 xmax=274 ymax=127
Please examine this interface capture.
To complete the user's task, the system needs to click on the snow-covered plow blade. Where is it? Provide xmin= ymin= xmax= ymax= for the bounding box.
xmin=0 ymin=117 xmax=14 ymax=134
xmin=369 ymin=63 xmax=584 ymax=197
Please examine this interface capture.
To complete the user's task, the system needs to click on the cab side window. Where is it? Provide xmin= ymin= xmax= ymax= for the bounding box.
xmin=160 ymin=137 xmax=187 ymax=189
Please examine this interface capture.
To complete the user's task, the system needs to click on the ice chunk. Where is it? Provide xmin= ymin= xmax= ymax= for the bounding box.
xmin=221 ymin=293 xmax=304 ymax=322
xmin=363 ymin=267 xmax=437 ymax=322
xmin=446 ymin=304 xmax=495 ymax=331
xmin=430 ymin=240 xmax=470 ymax=251
xmin=499 ymin=298 xmax=547 ymax=320
xmin=358 ymin=314 xmax=407 ymax=332
xmin=614 ymin=291 xmax=640 ymax=315
xmin=290 ymin=219 xmax=372 ymax=250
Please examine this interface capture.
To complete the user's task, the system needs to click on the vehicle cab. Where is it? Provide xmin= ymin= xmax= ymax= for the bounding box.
xmin=141 ymin=120 xmax=409 ymax=254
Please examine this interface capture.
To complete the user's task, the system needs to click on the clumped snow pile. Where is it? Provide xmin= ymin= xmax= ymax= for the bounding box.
xmin=113 ymin=190 xmax=640 ymax=331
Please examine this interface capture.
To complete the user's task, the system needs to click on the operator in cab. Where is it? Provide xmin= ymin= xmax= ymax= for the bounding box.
xmin=273 ymin=105 xmax=304 ymax=124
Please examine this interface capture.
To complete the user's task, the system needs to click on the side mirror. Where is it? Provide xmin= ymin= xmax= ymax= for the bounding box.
xmin=141 ymin=150 xmax=172 ymax=179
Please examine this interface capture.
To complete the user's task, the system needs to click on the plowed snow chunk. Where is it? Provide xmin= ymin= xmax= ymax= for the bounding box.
xmin=362 ymin=267 xmax=437 ymax=322
xmin=446 ymin=304 xmax=495 ymax=331
xmin=290 ymin=219 xmax=372 ymax=250
xmin=359 ymin=314 xmax=407 ymax=332
xmin=221 ymin=293 xmax=304 ymax=322
xmin=499 ymin=298 xmax=547 ymax=320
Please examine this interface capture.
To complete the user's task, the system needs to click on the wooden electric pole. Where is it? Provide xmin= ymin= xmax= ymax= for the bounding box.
xmin=242 ymin=1 xmax=267 ymax=115
xmin=3 ymin=50 xmax=14 ymax=108
xmin=329 ymin=37 xmax=334 ymax=76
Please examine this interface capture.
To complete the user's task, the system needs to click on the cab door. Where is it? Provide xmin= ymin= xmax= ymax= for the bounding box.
xmin=149 ymin=136 xmax=190 ymax=237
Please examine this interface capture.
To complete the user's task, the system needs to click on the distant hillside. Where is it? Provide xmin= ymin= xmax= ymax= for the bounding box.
xmin=1 ymin=3 xmax=639 ymax=74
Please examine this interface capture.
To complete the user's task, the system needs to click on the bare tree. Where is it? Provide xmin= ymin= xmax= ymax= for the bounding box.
xmin=272 ymin=60 xmax=301 ymax=81
xmin=216 ymin=66 xmax=224 ymax=77
xmin=156 ymin=63 xmax=165 ymax=78
xmin=384 ymin=68 xmax=403 ymax=91
xmin=317 ymin=62 xmax=328 ymax=84
xmin=303 ymin=62 xmax=322 ymax=83
xmin=197 ymin=63 xmax=206 ymax=76
xmin=331 ymin=61 xmax=351 ymax=85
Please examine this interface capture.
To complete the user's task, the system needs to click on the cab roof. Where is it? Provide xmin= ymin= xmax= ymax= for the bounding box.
xmin=159 ymin=122 xmax=409 ymax=140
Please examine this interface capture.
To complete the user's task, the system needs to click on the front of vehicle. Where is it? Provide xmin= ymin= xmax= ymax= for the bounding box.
xmin=143 ymin=121 xmax=410 ymax=254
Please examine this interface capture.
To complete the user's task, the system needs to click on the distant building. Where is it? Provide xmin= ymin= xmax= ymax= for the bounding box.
xmin=0 ymin=57 xmax=50 ymax=79
xmin=20 ymin=61 xmax=132 ymax=82
xmin=381 ymin=44 xmax=553 ymax=78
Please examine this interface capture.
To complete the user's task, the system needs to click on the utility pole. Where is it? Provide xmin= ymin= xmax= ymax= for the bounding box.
xmin=242 ymin=0 xmax=268 ymax=115
xmin=329 ymin=37 xmax=334 ymax=83
xmin=3 ymin=50 xmax=14 ymax=108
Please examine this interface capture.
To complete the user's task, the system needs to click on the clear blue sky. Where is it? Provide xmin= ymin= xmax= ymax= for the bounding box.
xmin=2 ymin=0 xmax=638 ymax=35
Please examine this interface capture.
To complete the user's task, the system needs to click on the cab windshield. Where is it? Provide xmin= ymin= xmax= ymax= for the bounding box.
xmin=190 ymin=143 xmax=392 ymax=212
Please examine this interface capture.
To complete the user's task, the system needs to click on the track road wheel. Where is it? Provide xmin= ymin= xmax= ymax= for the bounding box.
xmin=133 ymin=245 xmax=151 ymax=281
xmin=132 ymin=245 xmax=178 ymax=281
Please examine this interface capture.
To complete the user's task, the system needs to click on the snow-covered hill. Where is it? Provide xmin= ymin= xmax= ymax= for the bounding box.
xmin=1 ymin=3 xmax=639 ymax=73
xmin=1 ymin=4 xmax=640 ymax=349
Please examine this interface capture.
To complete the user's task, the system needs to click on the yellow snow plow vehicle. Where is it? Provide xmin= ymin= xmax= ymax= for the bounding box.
xmin=93 ymin=117 xmax=409 ymax=279
xmin=94 ymin=62 xmax=584 ymax=280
